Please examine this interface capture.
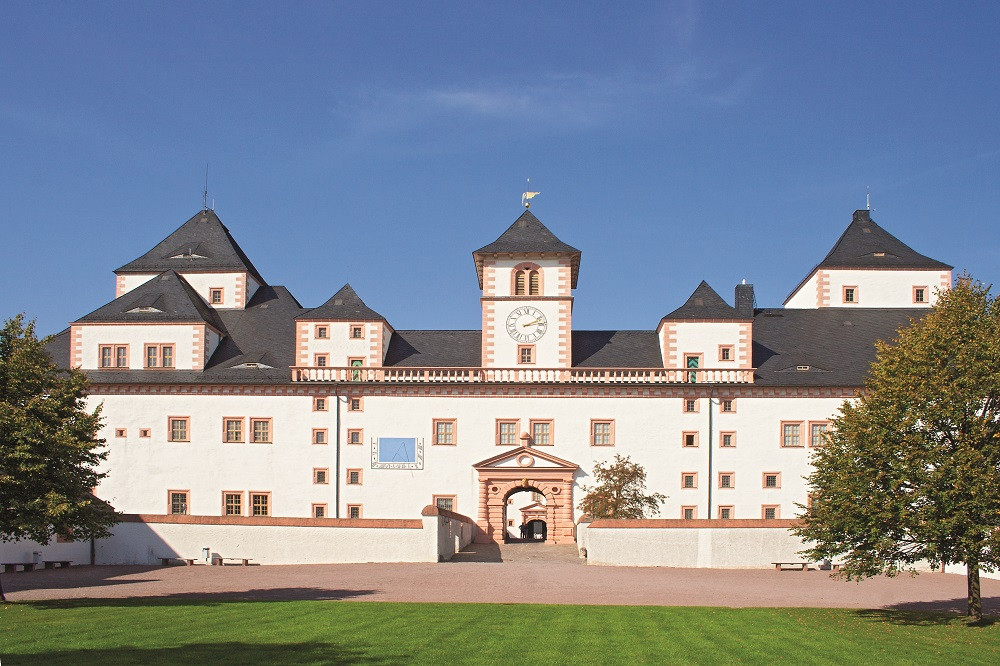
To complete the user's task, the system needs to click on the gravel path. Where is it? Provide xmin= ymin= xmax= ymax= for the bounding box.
xmin=4 ymin=543 xmax=996 ymax=612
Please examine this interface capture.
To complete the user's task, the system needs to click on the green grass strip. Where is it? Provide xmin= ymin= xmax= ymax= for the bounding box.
xmin=1 ymin=600 xmax=998 ymax=665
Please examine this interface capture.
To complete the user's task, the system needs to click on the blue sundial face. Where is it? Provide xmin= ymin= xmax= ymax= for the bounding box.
xmin=506 ymin=306 xmax=547 ymax=343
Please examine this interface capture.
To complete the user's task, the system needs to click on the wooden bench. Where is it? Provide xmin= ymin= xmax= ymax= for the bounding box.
xmin=772 ymin=562 xmax=809 ymax=571
xmin=212 ymin=556 xmax=254 ymax=566
xmin=159 ymin=557 xmax=197 ymax=566
xmin=43 ymin=560 xmax=73 ymax=569
xmin=2 ymin=562 xmax=37 ymax=573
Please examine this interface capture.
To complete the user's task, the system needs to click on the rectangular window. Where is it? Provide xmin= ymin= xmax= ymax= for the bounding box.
xmin=517 ymin=345 xmax=535 ymax=364
xmin=346 ymin=469 xmax=362 ymax=485
xmin=681 ymin=472 xmax=697 ymax=489
xmin=682 ymin=431 xmax=699 ymax=448
xmin=161 ymin=345 xmax=173 ymax=368
xmin=496 ymin=419 xmax=520 ymax=446
xmin=434 ymin=496 xmax=456 ymax=512
xmin=313 ymin=397 xmax=328 ymax=411
xmin=347 ymin=428 xmax=363 ymax=445
xmin=100 ymin=345 xmax=129 ymax=368
xmin=763 ymin=472 xmax=781 ymax=489
xmin=210 ymin=288 xmax=223 ymax=304
xmin=116 ymin=345 xmax=128 ymax=368
xmin=223 ymin=492 xmax=243 ymax=516
xmin=100 ymin=345 xmax=113 ymax=368
xmin=683 ymin=398 xmax=698 ymax=413
xmin=223 ymin=418 xmax=244 ymax=443
xmin=721 ymin=399 xmax=735 ymax=413
xmin=314 ymin=468 xmax=329 ymax=485
xmin=720 ymin=431 xmax=736 ymax=448
xmin=313 ymin=503 xmax=327 ymax=518
xmin=530 ymin=420 xmax=553 ymax=446
xmin=144 ymin=344 xmax=174 ymax=368
xmin=762 ymin=505 xmax=780 ymax=520
xmin=315 ymin=325 xmax=329 ymax=339
xmin=809 ymin=421 xmax=830 ymax=447
xmin=843 ymin=286 xmax=858 ymax=304
xmin=913 ymin=286 xmax=928 ymax=304
xmin=718 ymin=506 xmax=733 ymax=520
xmin=347 ymin=504 xmax=362 ymax=519
xmin=250 ymin=492 xmax=270 ymax=516
xmin=682 ymin=506 xmax=697 ymax=520
xmin=312 ymin=428 xmax=328 ymax=445
xmin=718 ymin=345 xmax=733 ymax=362
xmin=684 ymin=354 xmax=701 ymax=383
xmin=781 ymin=421 xmax=803 ymax=448
xmin=315 ymin=354 xmax=329 ymax=367
xmin=145 ymin=345 xmax=157 ymax=368
xmin=115 ymin=428 xmax=127 ymax=438
xmin=719 ymin=472 xmax=734 ymax=489
xmin=349 ymin=324 xmax=364 ymax=339
xmin=349 ymin=397 xmax=363 ymax=412
xmin=250 ymin=418 xmax=272 ymax=443
xmin=139 ymin=428 xmax=150 ymax=438
xmin=590 ymin=420 xmax=614 ymax=446
xmin=169 ymin=491 xmax=189 ymax=515
xmin=168 ymin=417 xmax=190 ymax=442
xmin=433 ymin=419 xmax=456 ymax=446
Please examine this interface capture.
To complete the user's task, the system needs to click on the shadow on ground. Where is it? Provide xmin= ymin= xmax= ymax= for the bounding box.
xmin=2 ymin=641 xmax=410 ymax=666
xmin=17 ymin=587 xmax=380 ymax=608
xmin=858 ymin=597 xmax=1000 ymax=626
xmin=448 ymin=542 xmax=502 ymax=563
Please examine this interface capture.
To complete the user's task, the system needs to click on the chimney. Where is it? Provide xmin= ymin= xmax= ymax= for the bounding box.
xmin=853 ymin=209 xmax=871 ymax=223
xmin=735 ymin=282 xmax=755 ymax=319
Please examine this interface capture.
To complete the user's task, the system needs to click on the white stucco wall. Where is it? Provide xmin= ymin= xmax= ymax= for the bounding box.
xmin=489 ymin=299 xmax=568 ymax=367
xmin=661 ymin=321 xmax=748 ymax=370
xmin=786 ymin=269 xmax=950 ymax=308
xmin=177 ymin=272 xmax=247 ymax=309
xmin=298 ymin=321 xmax=385 ymax=367
xmin=75 ymin=324 xmax=201 ymax=370
xmin=584 ymin=524 xmax=807 ymax=568
xmin=487 ymin=258 xmax=568 ymax=298
xmin=784 ymin=273 xmax=820 ymax=308
xmin=0 ymin=537 xmax=91 ymax=566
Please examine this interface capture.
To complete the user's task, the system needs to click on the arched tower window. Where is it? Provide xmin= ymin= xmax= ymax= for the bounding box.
xmin=511 ymin=263 xmax=543 ymax=296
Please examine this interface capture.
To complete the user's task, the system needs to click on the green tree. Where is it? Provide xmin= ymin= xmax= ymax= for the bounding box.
xmin=577 ymin=454 xmax=666 ymax=519
xmin=0 ymin=315 xmax=118 ymax=601
xmin=794 ymin=277 xmax=1000 ymax=621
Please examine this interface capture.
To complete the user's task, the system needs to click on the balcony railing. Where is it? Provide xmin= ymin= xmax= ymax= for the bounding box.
xmin=291 ymin=366 xmax=754 ymax=384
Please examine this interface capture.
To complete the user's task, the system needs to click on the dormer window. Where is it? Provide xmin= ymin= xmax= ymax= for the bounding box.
xmin=210 ymin=288 xmax=223 ymax=304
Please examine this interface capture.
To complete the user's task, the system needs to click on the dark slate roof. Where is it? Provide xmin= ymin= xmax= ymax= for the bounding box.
xmin=64 ymin=286 xmax=306 ymax=385
xmin=785 ymin=210 xmax=952 ymax=304
xmin=661 ymin=281 xmax=744 ymax=321
xmin=115 ymin=209 xmax=267 ymax=285
xmin=819 ymin=210 xmax=951 ymax=270
xmin=74 ymin=271 xmax=225 ymax=331
xmin=752 ymin=307 xmax=923 ymax=386
xmin=473 ymin=210 xmax=582 ymax=288
xmin=44 ymin=329 xmax=71 ymax=368
xmin=384 ymin=330 xmax=481 ymax=367
xmin=572 ymin=331 xmax=662 ymax=367
xmin=298 ymin=284 xmax=387 ymax=322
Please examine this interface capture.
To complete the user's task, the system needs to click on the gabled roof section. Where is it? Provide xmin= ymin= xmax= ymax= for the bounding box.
xmin=660 ymin=281 xmax=744 ymax=322
xmin=297 ymin=283 xmax=387 ymax=322
xmin=74 ymin=271 xmax=225 ymax=331
xmin=473 ymin=209 xmax=582 ymax=288
xmin=472 ymin=446 xmax=579 ymax=470
xmin=115 ymin=209 xmax=267 ymax=285
xmin=784 ymin=210 xmax=952 ymax=305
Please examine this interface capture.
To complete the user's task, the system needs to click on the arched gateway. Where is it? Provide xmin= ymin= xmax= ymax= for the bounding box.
xmin=472 ymin=447 xmax=579 ymax=544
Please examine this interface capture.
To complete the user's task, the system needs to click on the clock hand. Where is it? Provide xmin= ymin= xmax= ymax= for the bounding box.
xmin=521 ymin=318 xmax=543 ymax=327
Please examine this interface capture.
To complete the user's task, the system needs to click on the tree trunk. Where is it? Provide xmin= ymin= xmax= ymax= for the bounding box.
xmin=967 ymin=561 xmax=982 ymax=621
xmin=0 ymin=570 xmax=6 ymax=603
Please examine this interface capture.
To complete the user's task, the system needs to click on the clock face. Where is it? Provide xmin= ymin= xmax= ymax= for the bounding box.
xmin=506 ymin=306 xmax=548 ymax=343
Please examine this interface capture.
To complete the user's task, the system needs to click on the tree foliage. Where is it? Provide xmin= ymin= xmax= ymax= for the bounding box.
xmin=793 ymin=278 xmax=1000 ymax=620
xmin=577 ymin=454 xmax=666 ymax=519
xmin=0 ymin=315 xmax=118 ymax=547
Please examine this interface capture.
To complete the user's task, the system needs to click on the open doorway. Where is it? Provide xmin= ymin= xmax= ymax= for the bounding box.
xmin=504 ymin=487 xmax=547 ymax=542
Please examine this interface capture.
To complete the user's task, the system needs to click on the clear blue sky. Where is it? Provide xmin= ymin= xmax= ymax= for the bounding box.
xmin=3 ymin=1 xmax=998 ymax=336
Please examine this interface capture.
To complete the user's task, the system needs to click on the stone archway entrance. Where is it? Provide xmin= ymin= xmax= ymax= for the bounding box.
xmin=472 ymin=447 xmax=578 ymax=544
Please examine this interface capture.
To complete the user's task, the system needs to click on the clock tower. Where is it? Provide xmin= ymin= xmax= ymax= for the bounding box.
xmin=473 ymin=209 xmax=581 ymax=368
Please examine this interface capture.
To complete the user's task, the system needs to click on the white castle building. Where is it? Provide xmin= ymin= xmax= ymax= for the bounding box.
xmin=46 ymin=206 xmax=952 ymax=551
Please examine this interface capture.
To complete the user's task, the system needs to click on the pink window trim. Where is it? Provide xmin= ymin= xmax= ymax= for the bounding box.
xmin=517 ymin=344 xmax=536 ymax=365
xmin=912 ymin=285 xmax=929 ymax=304
xmin=222 ymin=417 xmax=245 ymax=443
xmin=312 ymin=428 xmax=328 ymax=445
xmin=346 ymin=504 xmax=363 ymax=519
xmin=349 ymin=323 xmax=365 ymax=339
xmin=313 ymin=396 xmax=329 ymax=412
xmin=780 ymin=421 xmax=805 ymax=448
xmin=168 ymin=489 xmax=190 ymax=515
xmin=432 ymin=418 xmax=457 ymax=446
xmin=510 ymin=262 xmax=543 ymax=296
xmin=763 ymin=472 xmax=782 ymax=489
xmin=249 ymin=491 xmax=272 ymax=516
xmin=682 ymin=397 xmax=699 ymax=413
xmin=682 ymin=431 xmax=699 ymax=448
xmin=167 ymin=416 xmax=190 ymax=442
xmin=589 ymin=419 xmax=615 ymax=447
xmin=842 ymin=285 xmax=859 ymax=304
xmin=222 ymin=490 xmax=244 ymax=516
xmin=432 ymin=495 xmax=458 ymax=512
xmin=719 ymin=431 xmax=736 ymax=448
xmin=681 ymin=506 xmax=698 ymax=519
xmin=681 ymin=472 xmax=698 ymax=489
xmin=347 ymin=428 xmax=364 ymax=445
xmin=209 ymin=287 xmax=224 ymax=305
xmin=808 ymin=420 xmax=830 ymax=447
xmin=495 ymin=419 xmax=521 ymax=446
xmin=529 ymin=419 xmax=555 ymax=446
xmin=718 ymin=344 xmax=735 ymax=362
xmin=718 ymin=471 xmax=735 ymax=489
xmin=346 ymin=468 xmax=363 ymax=485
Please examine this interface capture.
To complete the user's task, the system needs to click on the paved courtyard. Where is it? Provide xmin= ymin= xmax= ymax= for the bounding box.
xmin=4 ymin=542 xmax=997 ymax=613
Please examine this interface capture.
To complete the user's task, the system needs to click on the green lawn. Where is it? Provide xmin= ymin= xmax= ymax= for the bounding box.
xmin=1 ymin=600 xmax=997 ymax=665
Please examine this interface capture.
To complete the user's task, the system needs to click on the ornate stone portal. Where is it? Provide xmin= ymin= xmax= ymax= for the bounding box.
xmin=472 ymin=447 xmax=579 ymax=544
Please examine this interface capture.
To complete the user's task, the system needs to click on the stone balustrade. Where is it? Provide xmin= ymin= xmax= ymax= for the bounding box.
xmin=291 ymin=366 xmax=754 ymax=384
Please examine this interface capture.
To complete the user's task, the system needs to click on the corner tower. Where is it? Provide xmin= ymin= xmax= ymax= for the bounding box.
xmin=473 ymin=210 xmax=581 ymax=368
